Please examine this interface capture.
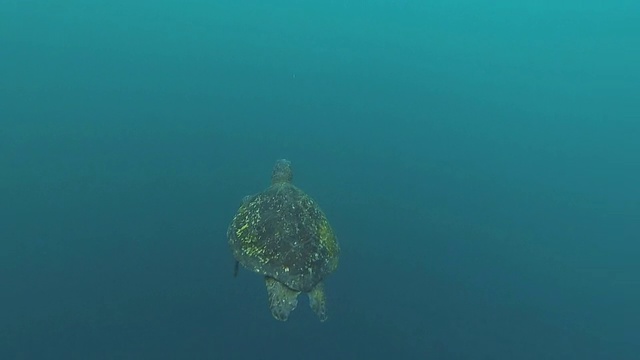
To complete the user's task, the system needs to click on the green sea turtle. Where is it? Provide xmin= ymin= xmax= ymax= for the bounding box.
xmin=228 ymin=159 xmax=340 ymax=321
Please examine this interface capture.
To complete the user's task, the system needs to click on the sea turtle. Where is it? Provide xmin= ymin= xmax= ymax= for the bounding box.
xmin=228 ymin=159 xmax=339 ymax=321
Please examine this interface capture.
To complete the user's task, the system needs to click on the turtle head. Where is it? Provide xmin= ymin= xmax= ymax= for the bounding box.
xmin=271 ymin=159 xmax=293 ymax=184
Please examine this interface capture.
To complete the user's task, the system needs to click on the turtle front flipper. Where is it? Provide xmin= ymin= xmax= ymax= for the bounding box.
xmin=265 ymin=277 xmax=300 ymax=321
xmin=308 ymin=282 xmax=328 ymax=322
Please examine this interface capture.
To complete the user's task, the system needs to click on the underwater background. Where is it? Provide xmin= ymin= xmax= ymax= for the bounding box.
xmin=1 ymin=0 xmax=639 ymax=359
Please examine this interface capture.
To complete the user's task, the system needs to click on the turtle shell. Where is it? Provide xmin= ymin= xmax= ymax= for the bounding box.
xmin=228 ymin=181 xmax=339 ymax=292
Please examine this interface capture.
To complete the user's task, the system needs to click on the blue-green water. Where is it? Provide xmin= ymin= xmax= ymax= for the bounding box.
xmin=2 ymin=1 xmax=639 ymax=358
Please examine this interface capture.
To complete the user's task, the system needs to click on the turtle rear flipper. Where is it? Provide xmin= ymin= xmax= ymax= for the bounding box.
xmin=265 ymin=277 xmax=300 ymax=321
xmin=233 ymin=260 xmax=239 ymax=277
xmin=308 ymin=282 xmax=327 ymax=322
